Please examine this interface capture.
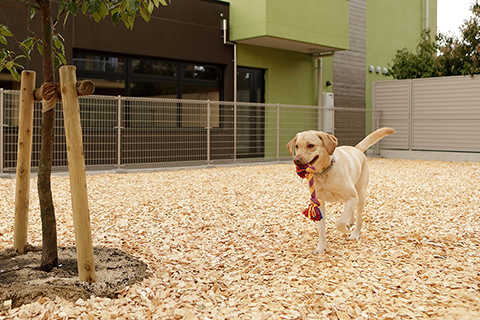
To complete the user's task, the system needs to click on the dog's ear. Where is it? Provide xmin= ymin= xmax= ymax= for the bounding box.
xmin=286 ymin=135 xmax=298 ymax=156
xmin=316 ymin=131 xmax=338 ymax=155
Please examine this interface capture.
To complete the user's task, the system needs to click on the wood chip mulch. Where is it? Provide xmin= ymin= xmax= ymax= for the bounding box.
xmin=0 ymin=158 xmax=479 ymax=319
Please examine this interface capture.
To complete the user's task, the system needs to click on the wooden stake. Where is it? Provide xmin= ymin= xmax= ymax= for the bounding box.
xmin=13 ymin=70 xmax=36 ymax=254
xmin=59 ymin=66 xmax=96 ymax=282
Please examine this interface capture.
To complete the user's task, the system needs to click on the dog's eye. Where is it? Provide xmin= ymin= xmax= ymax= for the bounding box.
xmin=308 ymin=144 xmax=315 ymax=148
xmin=295 ymin=145 xmax=298 ymax=149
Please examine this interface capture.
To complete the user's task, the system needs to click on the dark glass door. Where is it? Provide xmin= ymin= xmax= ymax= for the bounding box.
xmin=237 ymin=67 xmax=265 ymax=158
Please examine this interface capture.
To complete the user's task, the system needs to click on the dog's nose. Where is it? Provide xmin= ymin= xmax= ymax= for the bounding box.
xmin=293 ymin=156 xmax=302 ymax=166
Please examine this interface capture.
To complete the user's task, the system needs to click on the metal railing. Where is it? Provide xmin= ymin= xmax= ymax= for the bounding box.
xmin=0 ymin=89 xmax=380 ymax=173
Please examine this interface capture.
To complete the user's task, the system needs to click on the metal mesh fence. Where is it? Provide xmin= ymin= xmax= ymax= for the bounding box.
xmin=0 ymin=89 xmax=378 ymax=173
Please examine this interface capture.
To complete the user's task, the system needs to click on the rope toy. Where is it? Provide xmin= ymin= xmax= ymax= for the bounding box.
xmin=296 ymin=164 xmax=323 ymax=221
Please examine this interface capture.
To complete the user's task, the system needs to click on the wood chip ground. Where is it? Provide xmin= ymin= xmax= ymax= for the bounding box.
xmin=0 ymin=158 xmax=479 ymax=319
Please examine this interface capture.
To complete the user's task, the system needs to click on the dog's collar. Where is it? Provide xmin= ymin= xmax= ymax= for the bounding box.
xmin=314 ymin=156 xmax=335 ymax=178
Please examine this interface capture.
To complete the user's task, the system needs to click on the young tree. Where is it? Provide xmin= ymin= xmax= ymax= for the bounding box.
xmin=386 ymin=30 xmax=439 ymax=79
xmin=387 ymin=1 xmax=480 ymax=79
xmin=0 ymin=0 xmax=170 ymax=271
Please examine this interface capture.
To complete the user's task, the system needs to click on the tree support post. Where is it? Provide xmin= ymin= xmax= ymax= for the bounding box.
xmin=13 ymin=70 xmax=36 ymax=254
xmin=59 ymin=65 xmax=96 ymax=282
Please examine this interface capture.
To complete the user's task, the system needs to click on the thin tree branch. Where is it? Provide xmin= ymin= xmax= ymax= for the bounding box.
xmin=18 ymin=0 xmax=39 ymax=10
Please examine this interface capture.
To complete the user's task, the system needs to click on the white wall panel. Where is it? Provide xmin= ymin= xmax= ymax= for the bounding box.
xmin=373 ymin=75 xmax=480 ymax=153
xmin=372 ymin=80 xmax=410 ymax=150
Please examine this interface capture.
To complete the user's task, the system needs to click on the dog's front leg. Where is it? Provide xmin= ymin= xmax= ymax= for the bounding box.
xmin=335 ymin=197 xmax=357 ymax=233
xmin=312 ymin=202 xmax=327 ymax=255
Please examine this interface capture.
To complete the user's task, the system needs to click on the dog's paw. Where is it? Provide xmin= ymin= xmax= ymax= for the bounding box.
xmin=312 ymin=248 xmax=326 ymax=255
xmin=312 ymin=243 xmax=326 ymax=255
xmin=335 ymin=221 xmax=350 ymax=234
xmin=348 ymin=232 xmax=360 ymax=241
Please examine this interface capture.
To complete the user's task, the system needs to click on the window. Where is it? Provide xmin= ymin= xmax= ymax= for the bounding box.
xmin=73 ymin=51 xmax=224 ymax=128
xmin=183 ymin=64 xmax=221 ymax=81
xmin=132 ymin=59 xmax=177 ymax=77
xmin=73 ymin=51 xmax=223 ymax=100
xmin=74 ymin=52 xmax=125 ymax=74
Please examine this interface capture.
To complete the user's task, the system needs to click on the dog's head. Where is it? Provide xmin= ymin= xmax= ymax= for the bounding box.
xmin=287 ymin=131 xmax=338 ymax=167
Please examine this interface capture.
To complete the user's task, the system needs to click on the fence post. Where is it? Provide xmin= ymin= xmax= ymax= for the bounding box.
xmin=13 ymin=70 xmax=35 ymax=253
xmin=331 ymin=107 xmax=336 ymax=136
xmin=373 ymin=109 xmax=379 ymax=156
xmin=206 ymin=100 xmax=211 ymax=164
xmin=276 ymin=103 xmax=280 ymax=160
xmin=116 ymin=96 xmax=122 ymax=169
xmin=233 ymin=102 xmax=237 ymax=161
xmin=0 ymin=88 xmax=4 ymax=174
xmin=59 ymin=66 xmax=96 ymax=283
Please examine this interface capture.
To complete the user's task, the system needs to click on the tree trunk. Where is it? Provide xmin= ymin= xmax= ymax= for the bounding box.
xmin=36 ymin=0 xmax=58 ymax=272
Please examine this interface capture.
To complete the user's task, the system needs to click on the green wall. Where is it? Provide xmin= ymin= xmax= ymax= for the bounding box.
xmin=229 ymin=0 xmax=349 ymax=50
xmin=237 ymin=44 xmax=318 ymax=105
xmin=228 ymin=0 xmax=437 ymax=156
xmin=365 ymin=0 xmax=437 ymax=131
xmin=237 ymin=44 xmax=330 ymax=157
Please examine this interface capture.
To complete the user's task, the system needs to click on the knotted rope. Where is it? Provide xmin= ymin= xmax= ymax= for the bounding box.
xmin=296 ymin=164 xmax=323 ymax=221
xmin=41 ymin=82 xmax=60 ymax=113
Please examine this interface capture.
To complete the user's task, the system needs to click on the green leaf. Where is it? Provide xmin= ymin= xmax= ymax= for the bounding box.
xmin=0 ymin=36 xmax=7 ymax=45
xmin=147 ymin=0 xmax=154 ymax=13
xmin=58 ymin=53 xmax=67 ymax=65
xmin=53 ymin=56 xmax=61 ymax=70
xmin=81 ymin=2 xmax=88 ymax=14
xmin=111 ymin=12 xmax=122 ymax=24
xmin=0 ymin=25 xmax=12 ymax=37
xmin=139 ymin=6 xmax=150 ymax=21
xmin=22 ymin=37 xmax=34 ymax=50
xmin=130 ymin=0 xmax=140 ymax=11
xmin=10 ymin=67 xmax=20 ymax=82
xmin=65 ymin=2 xmax=79 ymax=15
xmin=159 ymin=0 xmax=167 ymax=5
xmin=58 ymin=0 xmax=66 ymax=13
xmin=37 ymin=43 xmax=43 ymax=55
xmin=92 ymin=12 xmax=102 ymax=23
xmin=87 ymin=0 xmax=101 ymax=14
xmin=98 ymin=2 xmax=108 ymax=19
xmin=54 ymin=38 xmax=62 ymax=50
xmin=121 ymin=12 xmax=135 ymax=29
xmin=30 ymin=8 xmax=37 ymax=20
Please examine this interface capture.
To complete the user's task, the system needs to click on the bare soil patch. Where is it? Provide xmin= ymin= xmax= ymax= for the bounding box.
xmin=0 ymin=245 xmax=150 ymax=311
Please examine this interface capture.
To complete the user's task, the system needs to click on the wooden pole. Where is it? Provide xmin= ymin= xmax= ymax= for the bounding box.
xmin=59 ymin=66 xmax=96 ymax=282
xmin=13 ymin=70 xmax=36 ymax=254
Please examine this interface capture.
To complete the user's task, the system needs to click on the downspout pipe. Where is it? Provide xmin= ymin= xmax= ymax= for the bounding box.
xmin=221 ymin=17 xmax=238 ymax=159
xmin=313 ymin=52 xmax=335 ymax=106
xmin=313 ymin=52 xmax=335 ymax=130
xmin=425 ymin=0 xmax=430 ymax=31
xmin=222 ymin=18 xmax=237 ymax=104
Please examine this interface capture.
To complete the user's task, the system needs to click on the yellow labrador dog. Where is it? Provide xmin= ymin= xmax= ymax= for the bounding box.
xmin=287 ymin=127 xmax=395 ymax=254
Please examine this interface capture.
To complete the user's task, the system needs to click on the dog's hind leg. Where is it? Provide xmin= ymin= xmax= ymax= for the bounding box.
xmin=313 ymin=202 xmax=327 ymax=255
xmin=349 ymin=192 xmax=365 ymax=240
xmin=349 ymin=168 xmax=368 ymax=240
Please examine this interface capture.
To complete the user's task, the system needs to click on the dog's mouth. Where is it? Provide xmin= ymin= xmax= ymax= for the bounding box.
xmin=308 ymin=156 xmax=319 ymax=165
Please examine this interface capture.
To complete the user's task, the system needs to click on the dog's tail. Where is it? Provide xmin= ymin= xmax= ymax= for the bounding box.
xmin=355 ymin=127 xmax=395 ymax=152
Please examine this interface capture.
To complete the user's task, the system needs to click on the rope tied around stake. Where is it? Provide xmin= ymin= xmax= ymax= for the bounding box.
xmin=296 ymin=163 xmax=323 ymax=221
xmin=41 ymin=82 xmax=61 ymax=113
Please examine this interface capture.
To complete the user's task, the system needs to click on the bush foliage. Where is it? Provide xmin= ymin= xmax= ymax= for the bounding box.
xmin=388 ymin=1 xmax=480 ymax=79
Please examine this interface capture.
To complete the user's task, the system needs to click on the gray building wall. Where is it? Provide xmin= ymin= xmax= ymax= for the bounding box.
xmin=333 ymin=0 xmax=367 ymax=146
